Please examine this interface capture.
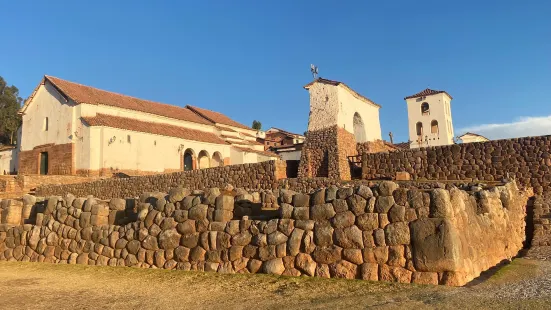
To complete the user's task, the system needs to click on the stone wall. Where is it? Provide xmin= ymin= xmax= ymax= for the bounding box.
xmin=362 ymin=136 xmax=551 ymax=193
xmin=0 ymin=179 xmax=7 ymax=192
xmin=19 ymin=143 xmax=73 ymax=175
xmin=532 ymin=193 xmax=551 ymax=247
xmin=0 ymin=181 xmax=529 ymax=286
xmin=297 ymin=126 xmax=356 ymax=180
xmin=36 ymin=161 xmax=286 ymax=199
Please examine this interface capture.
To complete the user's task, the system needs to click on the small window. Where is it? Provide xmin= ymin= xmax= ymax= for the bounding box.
xmin=416 ymin=122 xmax=423 ymax=136
xmin=127 ymin=135 xmax=131 ymax=143
xmin=421 ymin=102 xmax=430 ymax=115
xmin=431 ymin=120 xmax=439 ymax=134
xmin=44 ymin=117 xmax=49 ymax=131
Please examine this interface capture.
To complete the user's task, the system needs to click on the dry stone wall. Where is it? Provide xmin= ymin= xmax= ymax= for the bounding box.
xmin=532 ymin=193 xmax=551 ymax=247
xmin=297 ymin=126 xmax=357 ymax=180
xmin=362 ymin=136 xmax=551 ymax=193
xmin=0 ymin=181 xmax=529 ymax=286
xmin=36 ymin=161 xmax=284 ymax=199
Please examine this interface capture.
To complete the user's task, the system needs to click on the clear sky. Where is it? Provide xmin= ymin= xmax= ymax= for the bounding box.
xmin=1 ymin=0 xmax=550 ymax=142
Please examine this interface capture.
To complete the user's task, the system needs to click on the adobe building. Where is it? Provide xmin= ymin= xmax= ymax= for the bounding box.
xmin=405 ymin=88 xmax=455 ymax=148
xmin=298 ymin=78 xmax=382 ymax=180
xmin=458 ymin=132 xmax=489 ymax=144
xmin=262 ymin=127 xmax=305 ymax=150
xmin=18 ymin=76 xmax=278 ymax=176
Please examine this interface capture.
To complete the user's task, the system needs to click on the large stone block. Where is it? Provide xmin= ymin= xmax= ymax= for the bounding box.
xmin=410 ymin=218 xmax=461 ymax=272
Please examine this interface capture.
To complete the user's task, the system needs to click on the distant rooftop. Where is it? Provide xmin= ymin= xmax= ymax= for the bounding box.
xmin=404 ymin=88 xmax=453 ymax=100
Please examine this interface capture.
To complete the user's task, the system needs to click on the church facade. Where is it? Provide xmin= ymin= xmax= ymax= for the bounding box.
xmin=18 ymin=76 xmax=277 ymax=176
xmin=298 ymin=78 xmax=383 ymax=180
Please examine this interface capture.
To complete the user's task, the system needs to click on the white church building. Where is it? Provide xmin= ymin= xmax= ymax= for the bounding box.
xmin=17 ymin=75 xmax=278 ymax=176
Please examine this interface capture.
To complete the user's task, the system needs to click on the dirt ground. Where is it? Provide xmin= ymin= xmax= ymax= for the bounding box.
xmin=0 ymin=258 xmax=549 ymax=310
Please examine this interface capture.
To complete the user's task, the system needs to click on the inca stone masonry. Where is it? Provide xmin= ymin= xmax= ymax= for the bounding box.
xmin=0 ymin=180 xmax=530 ymax=286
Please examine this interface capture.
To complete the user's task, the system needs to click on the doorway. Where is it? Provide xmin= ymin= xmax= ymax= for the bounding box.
xmin=40 ymin=152 xmax=48 ymax=175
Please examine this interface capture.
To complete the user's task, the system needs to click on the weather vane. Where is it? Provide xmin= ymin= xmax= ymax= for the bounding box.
xmin=310 ymin=64 xmax=319 ymax=79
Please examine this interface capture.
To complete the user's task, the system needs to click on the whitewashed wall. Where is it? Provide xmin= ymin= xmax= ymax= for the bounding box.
xmin=0 ymin=149 xmax=18 ymax=174
xmin=406 ymin=93 xmax=454 ymax=148
xmin=20 ymin=82 xmax=75 ymax=151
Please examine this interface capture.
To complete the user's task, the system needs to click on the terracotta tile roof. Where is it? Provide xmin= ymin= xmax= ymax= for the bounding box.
xmin=404 ymin=88 xmax=453 ymax=100
xmin=186 ymin=105 xmax=252 ymax=130
xmin=390 ymin=141 xmax=411 ymax=150
xmin=221 ymin=136 xmax=263 ymax=146
xmin=233 ymin=146 xmax=280 ymax=158
xmin=216 ymin=125 xmax=237 ymax=132
xmin=266 ymin=127 xmax=305 ymax=138
xmin=240 ymin=132 xmax=257 ymax=138
xmin=458 ymin=132 xmax=489 ymax=140
xmin=81 ymin=113 xmax=227 ymax=145
xmin=303 ymin=78 xmax=381 ymax=108
xmin=42 ymin=76 xmax=212 ymax=125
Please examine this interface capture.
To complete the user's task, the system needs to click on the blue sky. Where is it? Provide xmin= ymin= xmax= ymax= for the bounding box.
xmin=1 ymin=0 xmax=550 ymax=142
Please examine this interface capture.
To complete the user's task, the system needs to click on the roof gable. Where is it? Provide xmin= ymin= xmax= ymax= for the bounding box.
xmin=186 ymin=105 xmax=252 ymax=130
xmin=404 ymin=88 xmax=453 ymax=100
xmin=81 ymin=113 xmax=227 ymax=145
xmin=303 ymin=78 xmax=381 ymax=108
xmin=21 ymin=76 xmax=212 ymax=126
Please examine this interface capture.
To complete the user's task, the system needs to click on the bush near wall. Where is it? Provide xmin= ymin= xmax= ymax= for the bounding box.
xmin=0 ymin=181 xmax=529 ymax=286
xmin=362 ymin=135 xmax=551 ymax=193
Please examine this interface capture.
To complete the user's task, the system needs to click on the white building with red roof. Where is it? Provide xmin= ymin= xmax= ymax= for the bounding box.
xmin=18 ymin=76 xmax=278 ymax=176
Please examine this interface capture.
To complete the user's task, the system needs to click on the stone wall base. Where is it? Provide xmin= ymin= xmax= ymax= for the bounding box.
xmin=19 ymin=143 xmax=73 ymax=175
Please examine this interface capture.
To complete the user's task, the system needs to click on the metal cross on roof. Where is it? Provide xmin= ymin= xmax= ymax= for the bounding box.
xmin=310 ymin=64 xmax=319 ymax=79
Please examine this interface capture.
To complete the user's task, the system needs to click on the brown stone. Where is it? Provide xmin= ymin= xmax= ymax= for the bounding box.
xmin=310 ymin=203 xmax=336 ymax=221
xmin=312 ymin=245 xmax=342 ymax=264
xmin=158 ymin=229 xmax=181 ymax=250
xmin=295 ymin=253 xmax=316 ymax=276
xmin=343 ymin=248 xmax=363 ymax=265
xmin=263 ymin=258 xmax=285 ymax=275
xmin=384 ymin=222 xmax=410 ymax=246
xmin=379 ymin=265 xmax=412 ymax=283
xmin=360 ymin=263 xmax=378 ymax=281
xmin=329 ymin=260 xmax=358 ymax=279
xmin=332 ymin=211 xmax=355 ymax=228
xmin=412 ymin=272 xmax=439 ymax=285
xmin=356 ymin=213 xmax=379 ymax=231
xmin=346 ymin=194 xmax=367 ymax=216
xmin=334 ymin=226 xmax=363 ymax=249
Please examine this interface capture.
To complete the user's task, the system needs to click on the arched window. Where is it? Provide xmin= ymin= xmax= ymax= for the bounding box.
xmin=211 ymin=152 xmax=223 ymax=167
xmin=198 ymin=150 xmax=210 ymax=169
xmin=421 ymin=102 xmax=430 ymax=115
xmin=183 ymin=149 xmax=195 ymax=171
xmin=416 ymin=122 xmax=423 ymax=136
xmin=431 ymin=120 xmax=439 ymax=134
xmin=353 ymin=112 xmax=367 ymax=143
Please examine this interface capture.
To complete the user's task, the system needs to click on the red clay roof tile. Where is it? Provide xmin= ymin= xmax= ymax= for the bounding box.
xmin=186 ymin=105 xmax=253 ymax=130
xmin=404 ymin=88 xmax=453 ymax=100
xmin=81 ymin=114 xmax=227 ymax=145
xmin=45 ymin=76 xmax=212 ymax=125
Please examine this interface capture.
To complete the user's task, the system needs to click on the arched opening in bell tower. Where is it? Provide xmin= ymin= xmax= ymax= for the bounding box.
xmin=353 ymin=112 xmax=366 ymax=143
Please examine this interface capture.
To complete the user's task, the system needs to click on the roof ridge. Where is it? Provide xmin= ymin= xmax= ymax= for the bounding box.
xmin=46 ymin=75 xmax=180 ymax=107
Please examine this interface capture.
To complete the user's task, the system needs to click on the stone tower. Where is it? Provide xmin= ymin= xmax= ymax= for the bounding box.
xmin=297 ymin=78 xmax=382 ymax=180
xmin=405 ymin=88 xmax=454 ymax=148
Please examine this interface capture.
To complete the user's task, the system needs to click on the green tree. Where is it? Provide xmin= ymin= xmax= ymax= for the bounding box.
xmin=252 ymin=120 xmax=262 ymax=130
xmin=0 ymin=76 xmax=23 ymax=145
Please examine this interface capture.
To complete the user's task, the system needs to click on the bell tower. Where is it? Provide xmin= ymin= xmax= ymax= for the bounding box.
xmin=405 ymin=88 xmax=454 ymax=148
xmin=297 ymin=78 xmax=382 ymax=180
